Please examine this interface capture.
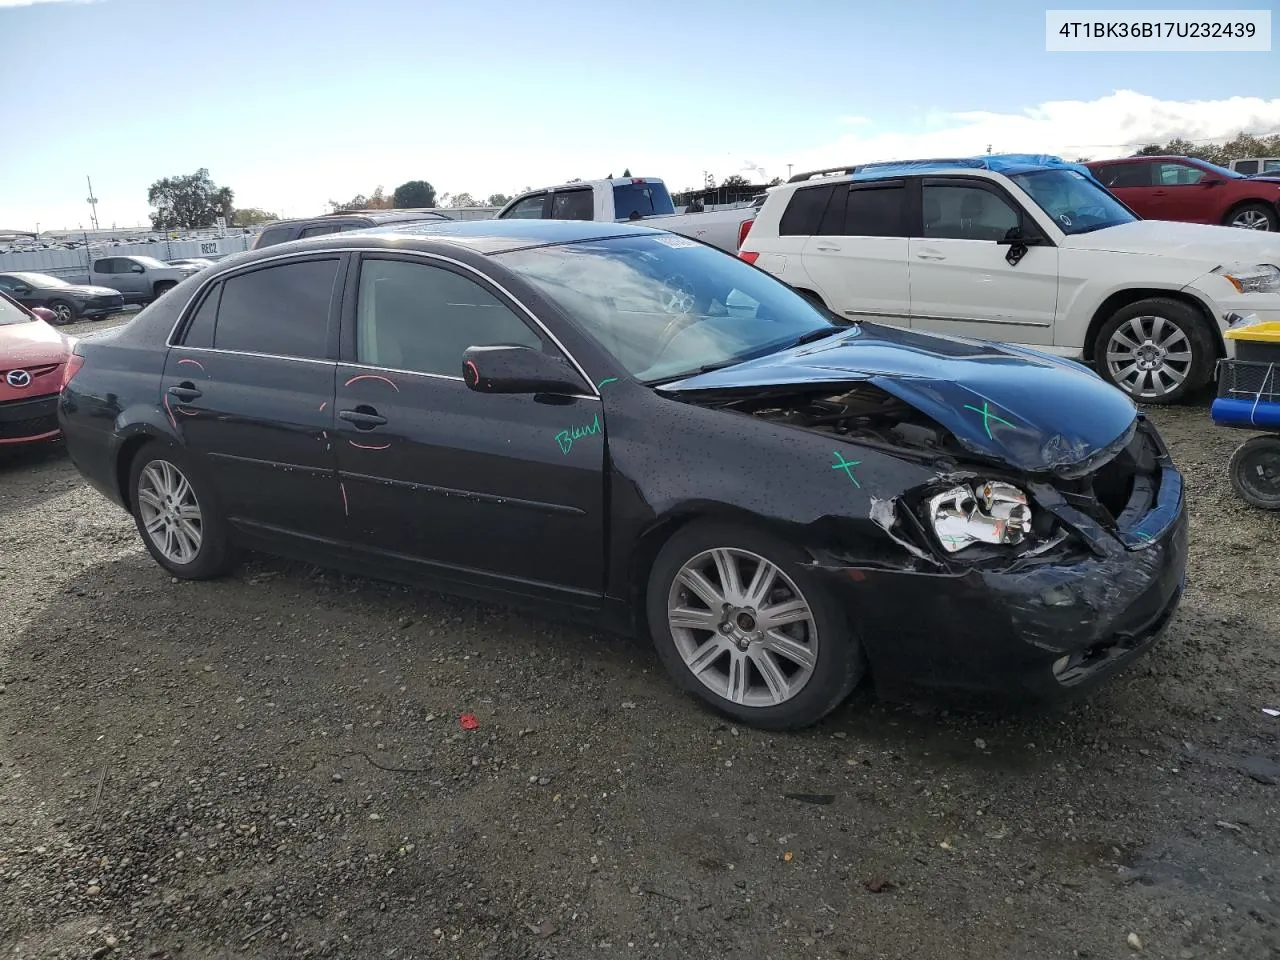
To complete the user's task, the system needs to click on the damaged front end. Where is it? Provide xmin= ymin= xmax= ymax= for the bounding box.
xmin=673 ymin=377 xmax=1188 ymax=702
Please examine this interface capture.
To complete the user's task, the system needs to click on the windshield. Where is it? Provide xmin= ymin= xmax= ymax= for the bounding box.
xmin=1196 ymin=159 xmax=1245 ymax=180
xmin=0 ymin=294 xmax=33 ymax=326
xmin=1011 ymin=168 xmax=1138 ymax=235
xmin=9 ymin=272 xmax=68 ymax=287
xmin=494 ymin=234 xmax=844 ymax=383
xmin=613 ymin=182 xmax=676 ymax=220
xmin=130 ymin=256 xmax=169 ymax=269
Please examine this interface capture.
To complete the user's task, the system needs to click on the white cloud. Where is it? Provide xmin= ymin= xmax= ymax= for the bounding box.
xmin=753 ymin=91 xmax=1280 ymax=183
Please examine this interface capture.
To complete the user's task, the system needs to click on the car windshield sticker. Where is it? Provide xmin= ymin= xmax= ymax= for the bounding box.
xmin=963 ymin=401 xmax=1017 ymax=440
xmin=831 ymin=451 xmax=862 ymax=488
xmin=654 ymin=235 xmax=698 ymax=248
xmin=555 ymin=413 xmax=601 ymax=455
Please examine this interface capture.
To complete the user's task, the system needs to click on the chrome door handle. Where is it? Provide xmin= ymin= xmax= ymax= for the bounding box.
xmin=915 ymin=252 xmax=947 ymax=260
xmin=813 ymin=243 xmax=840 ymax=252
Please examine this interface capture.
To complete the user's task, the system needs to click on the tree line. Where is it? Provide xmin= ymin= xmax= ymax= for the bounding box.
xmin=145 ymin=170 xmax=525 ymax=231
xmin=1127 ymin=132 xmax=1280 ymax=166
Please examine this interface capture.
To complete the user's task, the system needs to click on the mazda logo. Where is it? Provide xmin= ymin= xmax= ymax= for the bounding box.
xmin=5 ymin=369 xmax=32 ymax=389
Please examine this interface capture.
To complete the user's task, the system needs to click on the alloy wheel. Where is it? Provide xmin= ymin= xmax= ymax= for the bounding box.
xmin=1230 ymin=209 xmax=1274 ymax=230
xmin=136 ymin=459 xmax=203 ymax=565
xmin=53 ymin=303 xmax=73 ymax=324
xmin=667 ymin=547 xmax=818 ymax=707
xmin=1104 ymin=314 xmax=1194 ymax=400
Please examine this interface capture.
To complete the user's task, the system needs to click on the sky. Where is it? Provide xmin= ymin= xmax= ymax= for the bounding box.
xmin=1 ymin=0 xmax=1278 ymax=231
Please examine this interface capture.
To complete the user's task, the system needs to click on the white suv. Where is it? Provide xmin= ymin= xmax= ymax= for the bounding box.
xmin=739 ymin=155 xmax=1280 ymax=403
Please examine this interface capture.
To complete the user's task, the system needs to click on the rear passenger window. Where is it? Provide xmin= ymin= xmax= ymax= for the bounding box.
xmin=820 ymin=182 xmax=908 ymax=237
xmin=551 ymin=190 xmax=594 ymax=220
xmin=213 ymin=258 xmax=339 ymax=359
xmin=779 ymin=185 xmax=835 ymax=235
xmin=1234 ymin=160 xmax=1259 ymax=175
xmin=181 ymin=283 xmax=221 ymax=348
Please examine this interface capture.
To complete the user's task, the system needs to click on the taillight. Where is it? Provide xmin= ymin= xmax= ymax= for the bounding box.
xmin=739 ymin=250 xmax=760 ymax=265
xmin=60 ymin=353 xmax=84 ymax=392
xmin=736 ymin=218 xmax=754 ymax=250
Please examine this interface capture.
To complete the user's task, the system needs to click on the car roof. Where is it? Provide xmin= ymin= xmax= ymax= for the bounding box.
xmin=1087 ymin=155 xmax=1190 ymax=164
xmin=784 ymin=153 xmax=1096 ymax=187
xmin=261 ymin=210 xmax=450 ymax=229
xmin=239 ymin=218 xmax=664 ymax=261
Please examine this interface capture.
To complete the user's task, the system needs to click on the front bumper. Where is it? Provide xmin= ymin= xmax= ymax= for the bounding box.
xmin=79 ymin=296 xmax=126 ymax=318
xmin=814 ymin=445 xmax=1189 ymax=705
xmin=0 ymin=393 xmax=60 ymax=445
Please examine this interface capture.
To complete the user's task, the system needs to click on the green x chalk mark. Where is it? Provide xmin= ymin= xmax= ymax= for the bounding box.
xmin=831 ymin=451 xmax=862 ymax=488
xmin=963 ymin=401 xmax=1017 ymax=440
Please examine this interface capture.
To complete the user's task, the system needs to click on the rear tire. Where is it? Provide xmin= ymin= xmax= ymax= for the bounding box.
xmin=1229 ymin=436 xmax=1280 ymax=509
xmin=645 ymin=520 xmax=864 ymax=730
xmin=1093 ymin=297 xmax=1214 ymax=405
xmin=127 ymin=440 xmax=232 ymax=579
xmin=1224 ymin=202 xmax=1278 ymax=231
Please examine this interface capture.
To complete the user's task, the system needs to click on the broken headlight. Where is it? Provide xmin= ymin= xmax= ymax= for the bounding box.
xmin=927 ymin=481 xmax=1032 ymax=553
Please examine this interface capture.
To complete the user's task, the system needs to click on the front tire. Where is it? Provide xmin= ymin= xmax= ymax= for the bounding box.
xmin=127 ymin=441 xmax=232 ymax=579
xmin=1093 ymin=298 xmax=1214 ymax=404
xmin=48 ymin=300 xmax=76 ymax=325
xmin=1224 ymin=202 xmax=1278 ymax=231
xmin=645 ymin=521 xmax=864 ymax=730
xmin=1229 ymin=436 xmax=1280 ymax=509
xmin=152 ymin=281 xmax=176 ymax=300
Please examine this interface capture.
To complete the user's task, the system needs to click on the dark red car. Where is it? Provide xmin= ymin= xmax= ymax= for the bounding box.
xmin=1087 ymin=155 xmax=1280 ymax=231
xmin=0 ymin=292 xmax=74 ymax=447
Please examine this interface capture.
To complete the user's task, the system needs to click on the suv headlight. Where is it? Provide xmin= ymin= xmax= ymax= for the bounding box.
xmin=1214 ymin=264 xmax=1280 ymax=295
xmin=927 ymin=480 xmax=1032 ymax=553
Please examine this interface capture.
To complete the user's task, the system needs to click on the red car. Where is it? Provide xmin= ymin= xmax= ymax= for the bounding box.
xmin=1087 ymin=155 xmax=1280 ymax=231
xmin=0 ymin=292 xmax=75 ymax=447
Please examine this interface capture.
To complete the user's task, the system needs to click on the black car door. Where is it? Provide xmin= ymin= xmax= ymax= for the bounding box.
xmin=161 ymin=254 xmax=344 ymax=544
xmin=331 ymin=252 xmax=605 ymax=600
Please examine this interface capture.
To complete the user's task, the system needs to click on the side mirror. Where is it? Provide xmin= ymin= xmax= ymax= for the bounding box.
xmin=462 ymin=344 xmax=586 ymax=395
xmin=30 ymin=306 xmax=56 ymax=322
xmin=997 ymin=225 xmax=1046 ymax=246
xmin=13 ymin=285 xmax=31 ymax=295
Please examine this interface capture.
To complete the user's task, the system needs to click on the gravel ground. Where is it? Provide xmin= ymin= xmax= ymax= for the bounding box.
xmin=1 ymin=315 xmax=1277 ymax=960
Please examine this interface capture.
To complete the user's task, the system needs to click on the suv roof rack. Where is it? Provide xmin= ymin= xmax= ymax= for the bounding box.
xmin=786 ymin=165 xmax=862 ymax=183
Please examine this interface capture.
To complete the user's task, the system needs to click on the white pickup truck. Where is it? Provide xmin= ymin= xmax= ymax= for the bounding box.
xmin=494 ymin=177 xmax=760 ymax=254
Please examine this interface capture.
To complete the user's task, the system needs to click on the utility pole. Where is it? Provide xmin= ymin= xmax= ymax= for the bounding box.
xmin=85 ymin=175 xmax=100 ymax=231
xmin=787 ymin=163 xmax=793 ymax=179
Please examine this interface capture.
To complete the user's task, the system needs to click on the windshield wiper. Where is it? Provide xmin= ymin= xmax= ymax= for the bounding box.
xmin=787 ymin=326 xmax=846 ymax=348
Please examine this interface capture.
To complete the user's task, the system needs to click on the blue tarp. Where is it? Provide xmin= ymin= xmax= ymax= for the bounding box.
xmin=846 ymin=154 xmax=1104 ymax=186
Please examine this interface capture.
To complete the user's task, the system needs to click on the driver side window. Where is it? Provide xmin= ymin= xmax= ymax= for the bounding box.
xmin=922 ymin=184 xmax=1019 ymax=241
xmin=354 ymin=258 xmax=543 ymax=378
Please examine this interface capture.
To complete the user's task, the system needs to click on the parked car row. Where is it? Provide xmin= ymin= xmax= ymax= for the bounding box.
xmin=1087 ymin=154 xmax=1280 ymax=231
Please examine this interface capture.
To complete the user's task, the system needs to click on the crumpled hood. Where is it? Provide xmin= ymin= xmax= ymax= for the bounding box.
xmin=1066 ymin=218 xmax=1280 ymax=262
xmin=658 ymin=323 xmax=1138 ymax=473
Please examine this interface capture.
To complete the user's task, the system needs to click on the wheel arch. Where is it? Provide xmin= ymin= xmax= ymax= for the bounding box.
xmin=114 ymin=429 xmax=169 ymax=512
xmin=1082 ymin=288 xmax=1225 ymax=362
xmin=624 ymin=504 xmax=805 ymax=636
xmin=1222 ymin=198 xmax=1280 ymax=227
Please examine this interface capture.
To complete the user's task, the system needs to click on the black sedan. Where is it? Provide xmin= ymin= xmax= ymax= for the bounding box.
xmin=0 ymin=271 xmax=125 ymax=325
xmin=58 ymin=219 xmax=1188 ymax=729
